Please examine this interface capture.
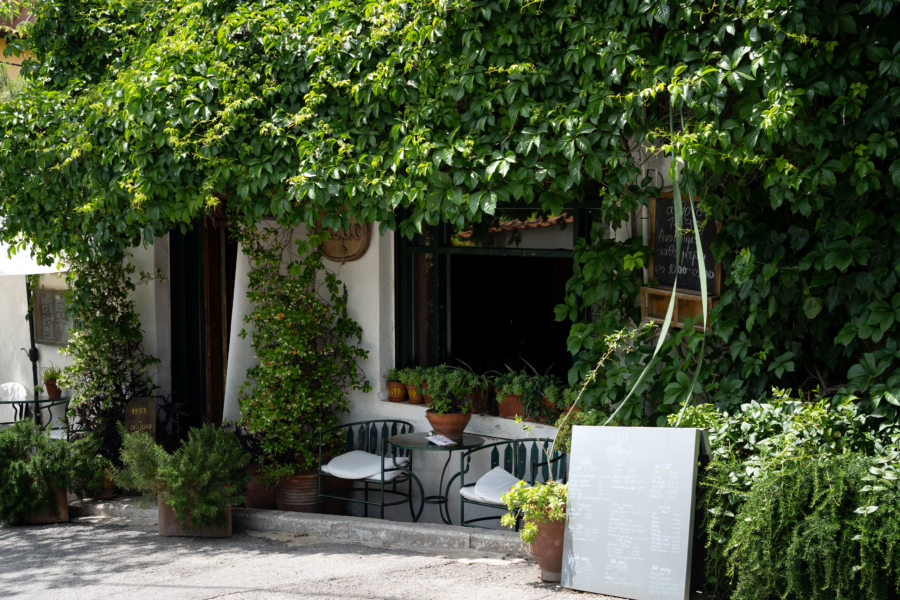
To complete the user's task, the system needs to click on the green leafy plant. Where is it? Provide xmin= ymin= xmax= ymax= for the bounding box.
xmin=0 ymin=420 xmax=106 ymax=524
xmin=698 ymin=390 xmax=900 ymax=599
xmin=423 ymin=365 xmax=473 ymax=415
xmin=61 ymin=256 xmax=158 ymax=464
xmin=116 ymin=424 xmax=251 ymax=529
xmin=500 ymin=479 xmax=568 ymax=544
xmin=41 ymin=363 xmax=63 ymax=382
xmin=237 ymin=225 xmax=369 ymax=481
xmin=386 ymin=368 xmax=402 ymax=382
xmin=395 ymin=366 xmax=425 ymax=388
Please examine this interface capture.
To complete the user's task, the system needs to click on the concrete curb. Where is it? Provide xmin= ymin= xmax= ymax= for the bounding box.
xmin=70 ymin=499 xmax=529 ymax=558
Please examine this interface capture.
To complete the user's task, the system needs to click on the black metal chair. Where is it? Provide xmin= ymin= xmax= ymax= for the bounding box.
xmin=317 ymin=419 xmax=424 ymax=521
xmin=458 ymin=437 xmax=567 ymax=529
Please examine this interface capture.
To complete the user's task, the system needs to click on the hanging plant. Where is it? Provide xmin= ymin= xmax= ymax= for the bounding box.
xmin=237 ymin=225 xmax=370 ymax=481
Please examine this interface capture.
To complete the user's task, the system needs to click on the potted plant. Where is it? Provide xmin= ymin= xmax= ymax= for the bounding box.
xmin=396 ymin=366 xmax=425 ymax=404
xmin=385 ymin=368 xmax=408 ymax=402
xmin=41 ymin=363 xmax=64 ymax=399
xmin=424 ymin=366 xmax=474 ymax=439
xmin=115 ymin=424 xmax=251 ymax=536
xmin=237 ymin=226 xmax=369 ymax=512
xmin=0 ymin=420 xmax=108 ymax=524
xmin=226 ymin=422 xmax=277 ymax=509
xmin=501 ymin=477 xmax=568 ymax=582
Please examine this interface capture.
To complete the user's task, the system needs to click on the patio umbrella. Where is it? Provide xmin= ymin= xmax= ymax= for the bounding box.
xmin=0 ymin=238 xmax=66 ymax=424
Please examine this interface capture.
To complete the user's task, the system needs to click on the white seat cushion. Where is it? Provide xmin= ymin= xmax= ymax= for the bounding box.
xmin=321 ymin=450 xmax=409 ymax=482
xmin=460 ymin=466 xmax=525 ymax=505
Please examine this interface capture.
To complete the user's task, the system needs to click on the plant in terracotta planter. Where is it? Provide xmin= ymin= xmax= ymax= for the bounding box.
xmin=424 ymin=366 xmax=474 ymax=439
xmin=385 ymin=368 xmax=408 ymax=402
xmin=501 ymin=477 xmax=568 ymax=581
xmin=115 ymin=424 xmax=250 ymax=536
xmin=237 ymin=225 xmax=370 ymax=497
xmin=225 ymin=422 xmax=277 ymax=509
xmin=41 ymin=363 xmax=64 ymax=399
xmin=396 ymin=366 xmax=425 ymax=404
xmin=0 ymin=420 xmax=106 ymax=524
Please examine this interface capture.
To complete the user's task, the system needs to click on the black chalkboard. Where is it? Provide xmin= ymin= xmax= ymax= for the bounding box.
xmin=650 ymin=198 xmax=720 ymax=295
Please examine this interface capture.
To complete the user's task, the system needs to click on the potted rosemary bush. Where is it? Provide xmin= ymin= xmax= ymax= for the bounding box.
xmin=237 ymin=225 xmax=369 ymax=511
xmin=0 ymin=420 xmax=108 ymax=524
xmin=116 ymin=424 xmax=250 ymax=536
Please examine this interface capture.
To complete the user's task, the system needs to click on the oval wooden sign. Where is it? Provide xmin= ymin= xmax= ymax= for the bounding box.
xmin=320 ymin=219 xmax=371 ymax=262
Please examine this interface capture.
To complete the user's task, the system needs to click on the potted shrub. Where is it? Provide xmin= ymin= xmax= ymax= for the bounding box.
xmin=0 ymin=420 xmax=108 ymax=524
xmin=385 ymin=368 xmax=408 ymax=402
xmin=41 ymin=363 xmax=64 ymax=399
xmin=424 ymin=366 xmax=474 ymax=439
xmin=115 ymin=424 xmax=251 ymax=537
xmin=237 ymin=225 xmax=369 ymax=512
xmin=502 ymin=478 xmax=568 ymax=582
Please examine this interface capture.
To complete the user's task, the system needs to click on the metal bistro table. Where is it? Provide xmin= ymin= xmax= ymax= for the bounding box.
xmin=0 ymin=396 xmax=70 ymax=436
xmin=388 ymin=431 xmax=484 ymax=524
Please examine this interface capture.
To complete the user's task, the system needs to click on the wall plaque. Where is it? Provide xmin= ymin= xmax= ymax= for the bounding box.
xmin=562 ymin=426 xmax=706 ymax=600
xmin=124 ymin=396 xmax=157 ymax=439
xmin=33 ymin=289 xmax=71 ymax=345
xmin=320 ymin=219 xmax=371 ymax=262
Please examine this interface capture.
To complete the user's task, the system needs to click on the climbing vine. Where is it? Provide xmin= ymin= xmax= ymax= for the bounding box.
xmin=0 ymin=0 xmax=896 ymax=416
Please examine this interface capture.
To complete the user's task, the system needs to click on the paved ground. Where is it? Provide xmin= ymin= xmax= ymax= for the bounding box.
xmin=0 ymin=513 xmax=601 ymax=600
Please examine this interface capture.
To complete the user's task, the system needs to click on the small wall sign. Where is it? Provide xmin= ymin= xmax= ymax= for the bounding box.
xmin=124 ymin=396 xmax=157 ymax=439
xmin=33 ymin=289 xmax=71 ymax=345
xmin=320 ymin=219 xmax=371 ymax=262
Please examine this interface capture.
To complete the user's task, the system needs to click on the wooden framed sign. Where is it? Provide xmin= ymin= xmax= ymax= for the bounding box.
xmin=320 ymin=218 xmax=371 ymax=262
xmin=33 ymin=289 xmax=71 ymax=345
xmin=649 ymin=196 xmax=721 ymax=296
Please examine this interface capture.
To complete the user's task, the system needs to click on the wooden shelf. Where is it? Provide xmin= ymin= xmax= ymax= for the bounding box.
xmin=640 ymin=286 xmax=716 ymax=331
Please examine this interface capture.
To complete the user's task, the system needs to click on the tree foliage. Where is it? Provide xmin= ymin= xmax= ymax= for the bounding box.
xmin=0 ymin=0 xmax=897 ymax=413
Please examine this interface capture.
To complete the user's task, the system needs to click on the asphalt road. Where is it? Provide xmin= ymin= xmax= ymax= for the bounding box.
xmin=0 ymin=514 xmax=595 ymax=600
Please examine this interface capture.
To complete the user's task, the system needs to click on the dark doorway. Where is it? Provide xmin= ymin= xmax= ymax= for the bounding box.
xmin=448 ymin=254 xmax=571 ymax=378
xmin=169 ymin=213 xmax=237 ymax=428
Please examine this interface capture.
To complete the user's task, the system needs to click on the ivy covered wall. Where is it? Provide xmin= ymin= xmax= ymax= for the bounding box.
xmin=0 ymin=0 xmax=896 ymax=420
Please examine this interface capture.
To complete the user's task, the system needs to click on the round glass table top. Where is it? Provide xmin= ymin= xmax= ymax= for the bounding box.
xmin=388 ymin=431 xmax=484 ymax=451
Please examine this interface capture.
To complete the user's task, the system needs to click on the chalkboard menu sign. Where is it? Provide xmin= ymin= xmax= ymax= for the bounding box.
xmin=650 ymin=198 xmax=720 ymax=295
xmin=33 ymin=289 xmax=71 ymax=345
xmin=561 ymin=426 xmax=705 ymax=600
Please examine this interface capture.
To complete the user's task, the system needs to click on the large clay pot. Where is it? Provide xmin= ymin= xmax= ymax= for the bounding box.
xmin=276 ymin=471 xmax=318 ymax=512
xmin=24 ymin=486 xmax=69 ymax=524
xmin=157 ymin=494 xmax=232 ymax=537
xmin=425 ymin=410 xmax=471 ymax=440
xmin=498 ymin=394 xmax=525 ymax=419
xmin=387 ymin=380 xmax=407 ymax=402
xmin=276 ymin=471 xmax=346 ymax=514
xmin=529 ymin=518 xmax=566 ymax=583
xmin=244 ymin=463 xmax=277 ymax=509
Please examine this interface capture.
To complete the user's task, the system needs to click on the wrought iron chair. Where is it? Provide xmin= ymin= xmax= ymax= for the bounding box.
xmin=317 ymin=419 xmax=425 ymax=521
xmin=458 ymin=437 xmax=567 ymax=529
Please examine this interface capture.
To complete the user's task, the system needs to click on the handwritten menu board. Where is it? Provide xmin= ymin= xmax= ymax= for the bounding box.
xmin=561 ymin=426 xmax=704 ymax=600
xmin=33 ymin=290 xmax=71 ymax=345
xmin=650 ymin=198 xmax=720 ymax=295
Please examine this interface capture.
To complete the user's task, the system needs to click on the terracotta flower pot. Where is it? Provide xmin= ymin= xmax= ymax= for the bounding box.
xmin=387 ymin=380 xmax=407 ymax=402
xmin=405 ymin=384 xmax=423 ymax=404
xmin=425 ymin=410 xmax=471 ymax=440
xmin=498 ymin=394 xmax=525 ymax=419
xmin=157 ymin=494 xmax=232 ymax=537
xmin=529 ymin=518 xmax=566 ymax=582
xmin=44 ymin=380 xmax=62 ymax=399
xmin=244 ymin=463 xmax=277 ymax=509
xmin=276 ymin=471 xmax=346 ymax=514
